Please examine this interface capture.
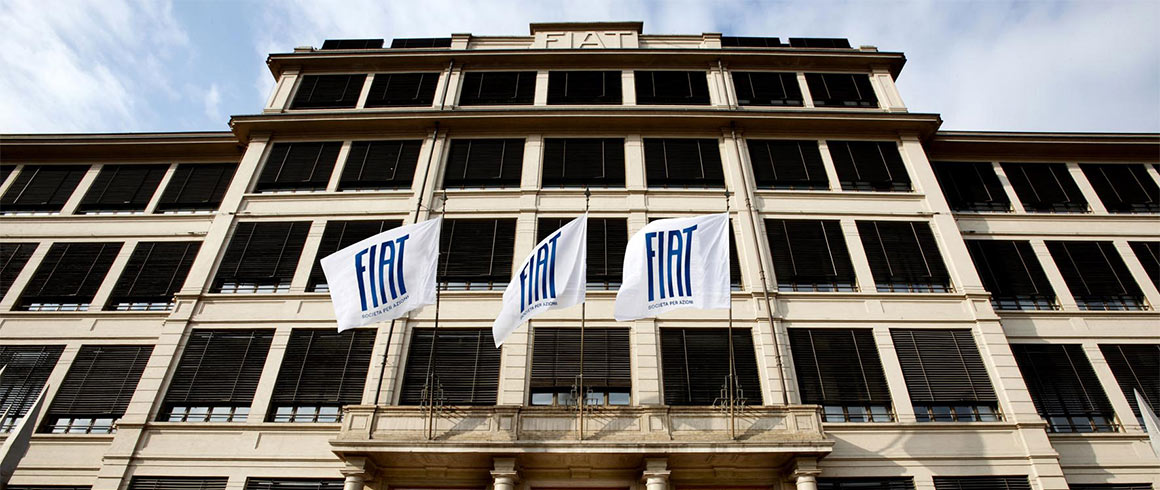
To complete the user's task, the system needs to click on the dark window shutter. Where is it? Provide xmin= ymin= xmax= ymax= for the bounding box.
xmin=530 ymin=328 xmax=631 ymax=389
xmin=1129 ymin=241 xmax=1160 ymax=288
xmin=634 ymin=71 xmax=710 ymax=105
xmin=389 ymin=38 xmax=451 ymax=49
xmin=77 ymin=164 xmax=168 ymax=213
xmin=106 ymin=241 xmax=200 ymax=309
xmin=1099 ymin=344 xmax=1159 ymax=418
xmin=932 ymin=162 xmax=1011 ymax=212
xmin=857 ymin=221 xmax=951 ymax=292
xmin=541 ymin=138 xmax=626 ymax=188
xmin=643 ymin=138 xmax=725 ymax=188
xmin=828 ymin=141 xmax=910 ymax=191
xmin=438 ymin=219 xmax=516 ymax=289
xmin=788 ymin=328 xmax=891 ymax=405
xmin=818 ymin=479 xmax=916 ymax=490
xmin=18 ymin=242 xmax=122 ymax=309
xmin=805 ymin=73 xmax=877 ymax=107
xmin=547 ymin=71 xmax=622 ymax=105
xmin=1046 ymin=241 xmax=1144 ymax=310
xmin=1 ymin=165 xmax=89 ymax=212
xmin=933 ymin=477 xmax=1031 ymax=490
xmin=339 ymin=140 xmax=422 ymax=190
xmin=732 ymin=72 xmax=803 ymax=106
xmin=1001 ymin=163 xmax=1088 ymax=213
xmin=213 ymin=222 xmax=311 ymax=292
xmin=155 ymin=163 xmax=237 ymax=212
xmin=458 ymin=71 xmax=536 ymax=105
xmin=8 ymin=486 xmax=92 ymax=490
xmin=890 ymin=329 xmax=997 ymax=404
xmin=1069 ymin=486 xmax=1154 ymax=490
xmin=720 ymin=37 xmax=781 ymax=47
xmin=308 ymin=220 xmax=402 ymax=292
xmin=400 ymin=328 xmax=500 ymax=405
xmin=321 ymin=39 xmax=383 ymax=50
xmin=1011 ymin=344 xmax=1116 ymax=431
xmin=271 ymin=329 xmax=375 ymax=407
xmin=128 ymin=477 xmax=228 ymax=490
xmin=0 ymin=242 xmax=37 ymax=299
xmin=0 ymin=345 xmax=63 ymax=419
xmin=162 ymin=330 xmax=274 ymax=411
xmin=245 ymin=479 xmax=344 ymax=490
xmin=45 ymin=345 xmax=152 ymax=424
xmin=256 ymin=142 xmax=341 ymax=192
xmin=364 ymin=73 xmax=439 ymax=107
xmin=789 ymin=38 xmax=852 ymax=48
xmin=747 ymin=140 xmax=827 ymax=189
xmin=0 ymin=165 xmax=14 ymax=184
xmin=538 ymin=217 xmax=627 ymax=288
xmin=966 ymin=240 xmax=1056 ymax=310
xmin=660 ymin=328 xmax=763 ymax=406
xmin=290 ymin=74 xmax=367 ymax=109
xmin=442 ymin=139 xmax=525 ymax=188
xmin=1081 ymin=164 xmax=1159 ymax=213
xmin=765 ymin=219 xmax=857 ymax=291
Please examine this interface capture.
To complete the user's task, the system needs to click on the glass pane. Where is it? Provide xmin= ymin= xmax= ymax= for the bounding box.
xmin=954 ymin=405 xmax=976 ymax=422
xmin=608 ymin=392 xmax=631 ymax=406
xmin=846 ymin=406 xmax=868 ymax=422
xmin=976 ymin=405 xmax=998 ymax=421
xmin=824 ymin=405 xmax=846 ymax=422
xmin=530 ymin=393 xmax=553 ymax=406
xmin=870 ymin=405 xmax=891 ymax=422
xmin=931 ymin=406 xmax=953 ymax=422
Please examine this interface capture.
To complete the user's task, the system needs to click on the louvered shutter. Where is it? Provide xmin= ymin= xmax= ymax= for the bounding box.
xmin=828 ymin=141 xmax=911 ymax=192
xmin=747 ymin=140 xmax=828 ymax=189
xmin=1129 ymin=241 xmax=1160 ymax=287
xmin=1000 ymin=163 xmax=1088 ymax=213
xmin=321 ymin=39 xmax=383 ymax=50
xmin=307 ymin=220 xmax=401 ymax=292
xmin=45 ymin=345 xmax=152 ymax=422
xmin=245 ymin=479 xmax=344 ymax=490
xmin=212 ymin=221 xmax=311 ymax=292
xmin=805 ymin=73 xmax=878 ymax=107
xmin=18 ymin=242 xmax=122 ymax=308
xmin=338 ymin=140 xmax=421 ymax=190
xmin=155 ymin=163 xmax=236 ymax=212
xmin=1046 ymin=241 xmax=1144 ymax=308
xmin=932 ymin=162 xmax=1011 ymax=212
xmin=643 ymin=138 xmax=725 ymax=188
xmin=541 ymin=138 xmax=626 ymax=188
xmin=965 ymin=240 xmax=1056 ymax=309
xmin=788 ymin=329 xmax=891 ymax=405
xmin=8 ymin=486 xmax=91 ymax=490
xmin=162 ymin=330 xmax=273 ymax=410
xmin=271 ymin=329 xmax=375 ymax=406
xmin=458 ymin=71 xmax=536 ymax=105
xmin=389 ymin=38 xmax=451 ymax=49
xmin=789 ymin=38 xmax=852 ymax=48
xmin=932 ymin=477 xmax=1031 ymax=490
xmin=0 ymin=165 xmax=89 ymax=212
xmin=290 ymin=74 xmax=366 ymax=109
xmin=660 ymin=328 xmax=763 ymax=406
xmin=731 ymin=72 xmax=803 ymax=106
xmin=818 ymin=479 xmax=916 ymax=490
xmin=538 ymin=217 xmax=627 ymax=288
xmin=442 ymin=139 xmax=525 ymax=188
xmin=438 ymin=219 xmax=516 ymax=289
xmin=1080 ymin=163 xmax=1159 ymax=213
xmin=890 ymin=329 xmax=997 ymax=404
xmin=857 ymin=221 xmax=951 ymax=292
xmin=530 ymin=328 xmax=631 ymax=389
xmin=1099 ymin=344 xmax=1159 ymax=417
xmin=1069 ymin=486 xmax=1154 ymax=490
xmin=634 ymin=71 xmax=710 ymax=105
xmin=400 ymin=329 xmax=500 ymax=405
xmin=0 ymin=242 xmax=37 ymax=298
xmin=77 ymin=164 xmax=168 ymax=213
xmin=547 ymin=71 xmax=622 ymax=105
xmin=0 ymin=165 xmax=14 ymax=184
xmin=765 ymin=219 xmax=856 ymax=291
xmin=0 ymin=345 xmax=63 ymax=419
xmin=106 ymin=241 xmax=200 ymax=309
xmin=255 ymin=142 xmax=341 ymax=192
xmin=128 ymin=477 xmax=228 ymax=490
xmin=1011 ymin=344 xmax=1115 ymax=430
xmin=364 ymin=73 xmax=439 ymax=107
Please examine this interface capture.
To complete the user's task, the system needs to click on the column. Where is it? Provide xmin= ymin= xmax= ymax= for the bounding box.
xmin=791 ymin=457 xmax=821 ymax=490
xmin=341 ymin=457 xmax=376 ymax=490
xmin=641 ymin=457 xmax=670 ymax=490
xmin=491 ymin=457 xmax=520 ymax=490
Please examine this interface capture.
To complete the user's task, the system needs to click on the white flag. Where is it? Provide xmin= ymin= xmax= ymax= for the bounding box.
xmin=322 ymin=217 xmax=442 ymax=332
xmin=614 ymin=213 xmax=730 ymax=321
xmin=492 ymin=215 xmax=587 ymax=347
xmin=1136 ymin=389 xmax=1160 ymax=458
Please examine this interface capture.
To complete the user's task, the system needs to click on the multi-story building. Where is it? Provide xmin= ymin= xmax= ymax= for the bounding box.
xmin=1 ymin=21 xmax=1157 ymax=490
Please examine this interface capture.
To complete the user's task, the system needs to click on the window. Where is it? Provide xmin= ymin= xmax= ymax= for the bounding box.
xmin=308 ymin=220 xmax=401 ymax=292
xmin=966 ymin=240 xmax=1057 ymax=310
xmin=1129 ymin=241 xmax=1160 ymax=287
xmin=161 ymin=329 xmax=273 ymax=423
xmin=857 ymin=221 xmax=951 ymax=292
xmin=731 ymin=72 xmax=803 ymax=106
xmin=458 ymin=71 xmax=536 ymax=105
xmin=1046 ymin=241 xmax=1145 ymax=310
xmin=390 ymin=38 xmax=451 ymax=48
xmin=788 ymin=329 xmax=892 ymax=422
xmin=1099 ymin=344 xmax=1158 ymax=424
xmin=246 ymin=479 xmax=344 ymax=490
xmin=290 ymin=74 xmax=366 ymax=109
xmin=1081 ymin=163 xmax=1159 ymax=213
xmin=1001 ymin=163 xmax=1088 ymax=213
xmin=818 ymin=479 xmax=915 ymax=490
xmin=0 ymin=345 xmax=63 ymax=432
xmin=76 ymin=164 xmax=168 ymax=213
xmin=634 ymin=71 xmax=710 ymax=105
xmin=547 ymin=71 xmax=622 ymax=105
xmin=255 ymin=142 xmax=341 ymax=192
xmin=0 ymin=242 xmax=37 ymax=299
xmin=400 ymin=329 xmax=500 ymax=405
xmin=932 ymin=162 xmax=1011 ymax=212
xmin=530 ymin=328 xmax=631 ymax=407
xmin=1011 ymin=344 xmax=1116 ymax=433
xmin=321 ymin=39 xmax=383 ymax=50
xmin=720 ymin=36 xmax=781 ymax=47
xmin=789 ymin=38 xmax=852 ymax=48
xmin=17 ymin=242 xmax=122 ymax=311
xmin=442 ymin=139 xmax=524 ymax=189
xmin=541 ymin=138 xmax=625 ymax=188
xmin=890 ymin=329 xmax=999 ymax=422
xmin=155 ymin=163 xmax=236 ymax=212
xmin=43 ymin=345 xmax=152 ymax=434
xmin=0 ymin=165 xmax=88 ymax=213
xmin=106 ymin=241 xmax=200 ymax=311
xmin=539 ymin=217 xmax=627 ymax=290
xmin=128 ymin=477 xmax=228 ymax=490
xmin=660 ymin=328 xmax=763 ymax=406
xmin=338 ymin=140 xmax=421 ymax=191
xmin=828 ymin=141 xmax=910 ymax=191
xmin=364 ymin=73 xmax=439 ymax=107
xmin=213 ymin=222 xmax=310 ymax=293
xmin=643 ymin=138 xmax=725 ymax=188
xmin=805 ymin=73 xmax=877 ymax=107
xmin=766 ymin=219 xmax=857 ymax=292
xmin=933 ymin=477 xmax=1031 ymax=490
xmin=746 ymin=140 xmax=828 ymax=189
xmin=270 ymin=329 xmax=375 ymax=422
xmin=439 ymin=219 xmax=516 ymax=290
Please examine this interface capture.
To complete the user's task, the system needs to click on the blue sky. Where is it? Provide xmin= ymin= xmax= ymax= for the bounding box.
xmin=1 ymin=0 xmax=1157 ymax=134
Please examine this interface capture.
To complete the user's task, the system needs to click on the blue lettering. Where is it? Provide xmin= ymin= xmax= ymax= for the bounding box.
xmin=367 ymin=245 xmax=379 ymax=308
xmin=354 ymin=249 xmax=369 ymax=311
xmin=645 ymin=231 xmax=658 ymax=302
xmin=682 ymin=225 xmax=696 ymax=296
xmin=394 ymin=235 xmax=408 ymax=296
xmin=645 ymin=224 xmax=698 ymax=303
xmin=667 ymin=229 xmax=683 ymax=297
xmin=378 ymin=240 xmax=396 ymax=303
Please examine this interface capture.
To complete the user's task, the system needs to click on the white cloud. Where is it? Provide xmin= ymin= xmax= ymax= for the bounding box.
xmin=203 ymin=83 xmax=222 ymax=121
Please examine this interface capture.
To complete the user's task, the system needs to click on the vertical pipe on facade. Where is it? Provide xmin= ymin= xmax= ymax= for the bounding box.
xmin=438 ymin=59 xmax=454 ymax=110
xmin=718 ymin=59 xmax=735 ymax=110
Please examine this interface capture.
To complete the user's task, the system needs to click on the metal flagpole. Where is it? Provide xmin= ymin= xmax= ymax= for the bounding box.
xmin=577 ymin=187 xmax=591 ymax=441
xmin=424 ymin=191 xmax=447 ymax=440
xmin=725 ymin=190 xmax=737 ymax=440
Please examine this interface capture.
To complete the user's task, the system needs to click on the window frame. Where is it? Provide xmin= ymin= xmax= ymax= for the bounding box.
xmin=633 ymin=70 xmax=711 ymax=105
xmin=363 ymin=72 xmax=441 ymax=108
xmin=546 ymin=70 xmax=623 ymax=105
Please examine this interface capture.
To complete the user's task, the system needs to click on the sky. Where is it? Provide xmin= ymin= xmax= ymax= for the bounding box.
xmin=1 ymin=0 xmax=1157 ymax=134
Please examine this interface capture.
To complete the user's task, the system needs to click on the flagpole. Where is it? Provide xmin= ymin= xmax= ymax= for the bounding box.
xmin=578 ymin=187 xmax=591 ymax=441
xmin=725 ymin=190 xmax=737 ymax=440
xmin=424 ymin=191 xmax=447 ymax=440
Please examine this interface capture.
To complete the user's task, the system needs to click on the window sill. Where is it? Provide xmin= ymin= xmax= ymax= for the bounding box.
xmin=144 ymin=421 xmax=342 ymax=431
xmin=1 ymin=309 xmax=171 ymax=318
xmin=25 ymin=433 xmax=116 ymax=441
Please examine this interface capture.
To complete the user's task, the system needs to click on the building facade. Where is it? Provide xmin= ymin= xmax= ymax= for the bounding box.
xmin=1 ymin=21 xmax=1158 ymax=490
